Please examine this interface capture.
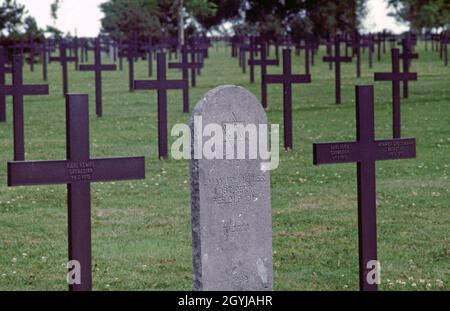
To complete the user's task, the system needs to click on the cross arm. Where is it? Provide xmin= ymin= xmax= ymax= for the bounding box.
xmin=323 ymin=56 xmax=352 ymax=63
xmin=400 ymin=53 xmax=419 ymax=60
xmin=374 ymin=72 xmax=417 ymax=81
xmin=313 ymin=142 xmax=360 ymax=165
xmin=249 ymin=59 xmax=279 ymax=66
xmin=134 ymin=80 xmax=187 ymax=90
xmin=374 ymin=138 xmax=416 ymax=161
xmin=1 ymin=85 xmax=49 ymax=96
xmin=168 ymin=63 xmax=183 ymax=69
xmin=8 ymin=160 xmax=71 ymax=186
xmin=8 ymin=157 xmax=145 ymax=186
xmin=79 ymin=64 xmax=117 ymax=71
xmin=88 ymin=157 xmax=145 ymax=182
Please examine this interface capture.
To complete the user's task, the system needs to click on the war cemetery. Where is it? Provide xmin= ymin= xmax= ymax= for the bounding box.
xmin=0 ymin=0 xmax=448 ymax=295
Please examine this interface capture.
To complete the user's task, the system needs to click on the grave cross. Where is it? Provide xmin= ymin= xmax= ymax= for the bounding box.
xmin=79 ymin=38 xmax=117 ymax=117
xmin=0 ymin=55 xmax=49 ymax=160
xmin=374 ymin=48 xmax=417 ymax=138
xmin=134 ymin=53 xmax=188 ymax=159
xmin=399 ymin=38 xmax=419 ymax=99
xmin=38 ymin=40 xmax=51 ymax=81
xmin=168 ymin=45 xmax=198 ymax=113
xmin=265 ymin=49 xmax=311 ymax=150
xmin=239 ymin=44 xmax=249 ymax=74
xmin=440 ymin=35 xmax=448 ymax=66
xmin=313 ymin=85 xmax=416 ymax=291
xmin=50 ymin=41 xmax=77 ymax=96
xmin=295 ymin=40 xmax=311 ymax=75
xmin=118 ymin=37 xmax=138 ymax=92
xmin=0 ymin=46 xmax=12 ymax=122
xmin=248 ymin=42 xmax=279 ymax=108
xmin=8 ymin=94 xmax=145 ymax=291
xmin=347 ymin=36 xmax=364 ymax=78
xmin=186 ymin=45 xmax=204 ymax=77
xmin=323 ymin=36 xmax=352 ymax=104
xmin=248 ymin=36 xmax=262 ymax=83
xmin=169 ymin=46 xmax=203 ymax=87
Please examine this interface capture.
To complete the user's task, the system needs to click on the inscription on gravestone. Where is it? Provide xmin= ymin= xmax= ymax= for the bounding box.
xmin=190 ymin=85 xmax=273 ymax=291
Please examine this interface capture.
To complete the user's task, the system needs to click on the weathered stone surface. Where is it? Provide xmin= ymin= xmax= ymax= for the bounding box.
xmin=190 ymin=85 xmax=273 ymax=291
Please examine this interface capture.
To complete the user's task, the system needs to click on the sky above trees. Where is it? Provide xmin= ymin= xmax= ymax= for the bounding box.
xmin=16 ymin=0 xmax=408 ymax=37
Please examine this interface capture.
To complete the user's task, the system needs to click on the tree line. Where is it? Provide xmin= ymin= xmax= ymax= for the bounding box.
xmin=0 ymin=0 xmax=449 ymax=46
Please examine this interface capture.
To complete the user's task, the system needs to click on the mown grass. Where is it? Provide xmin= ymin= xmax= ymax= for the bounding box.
xmin=0 ymin=42 xmax=448 ymax=290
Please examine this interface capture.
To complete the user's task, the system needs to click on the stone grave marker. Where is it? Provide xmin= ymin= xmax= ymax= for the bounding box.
xmin=190 ymin=85 xmax=273 ymax=291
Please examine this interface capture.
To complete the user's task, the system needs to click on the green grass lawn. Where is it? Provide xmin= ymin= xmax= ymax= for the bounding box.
xmin=0 ymin=42 xmax=448 ymax=291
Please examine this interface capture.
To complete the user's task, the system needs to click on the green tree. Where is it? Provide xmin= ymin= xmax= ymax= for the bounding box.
xmin=23 ymin=16 xmax=44 ymax=41
xmin=100 ymin=0 xmax=216 ymax=44
xmin=388 ymin=0 xmax=450 ymax=31
xmin=0 ymin=0 xmax=25 ymax=36
xmin=240 ymin=0 xmax=367 ymax=40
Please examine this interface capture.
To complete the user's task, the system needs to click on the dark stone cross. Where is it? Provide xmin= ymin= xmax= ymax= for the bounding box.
xmin=248 ymin=42 xmax=279 ymax=108
xmin=182 ymin=46 xmax=203 ymax=87
xmin=39 ymin=40 xmax=51 ymax=81
xmin=399 ymin=38 xmax=419 ymax=99
xmin=134 ymin=53 xmax=188 ymax=159
xmin=325 ymin=36 xmax=333 ymax=71
xmin=323 ymin=36 xmax=352 ymax=104
xmin=168 ymin=45 xmax=198 ymax=113
xmin=441 ymin=35 xmax=449 ymax=66
xmin=313 ymin=85 xmax=416 ymax=291
xmin=239 ymin=44 xmax=249 ymax=74
xmin=7 ymin=94 xmax=145 ymax=291
xmin=0 ymin=55 xmax=49 ymax=160
xmin=79 ymin=38 xmax=117 ymax=117
xmin=363 ymin=36 xmax=374 ymax=69
xmin=118 ymin=38 xmax=138 ymax=92
xmin=186 ymin=45 xmax=204 ymax=77
xmin=27 ymin=40 xmax=36 ymax=72
xmin=347 ymin=35 xmax=364 ymax=78
xmin=248 ymin=36 xmax=261 ymax=83
xmin=374 ymin=48 xmax=417 ymax=138
xmin=0 ymin=46 xmax=12 ymax=122
xmin=296 ymin=40 xmax=311 ymax=75
xmin=265 ymin=49 xmax=311 ymax=150
xmin=50 ymin=41 xmax=77 ymax=96
xmin=373 ymin=35 xmax=383 ymax=62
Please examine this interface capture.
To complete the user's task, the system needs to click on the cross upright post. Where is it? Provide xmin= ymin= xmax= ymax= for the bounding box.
xmin=0 ymin=46 xmax=12 ymax=122
xmin=248 ymin=42 xmax=279 ymax=108
xmin=79 ymin=38 xmax=117 ymax=117
xmin=8 ymin=94 xmax=145 ymax=291
xmin=265 ymin=49 xmax=311 ymax=150
xmin=323 ymin=36 xmax=352 ymax=104
xmin=374 ymin=48 xmax=417 ymax=138
xmin=313 ymin=85 xmax=416 ymax=291
xmin=50 ymin=41 xmax=77 ymax=96
xmin=399 ymin=38 xmax=419 ymax=99
xmin=134 ymin=53 xmax=188 ymax=159
xmin=168 ymin=45 xmax=197 ymax=113
xmin=0 ymin=55 xmax=49 ymax=160
xmin=347 ymin=35 xmax=363 ymax=78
